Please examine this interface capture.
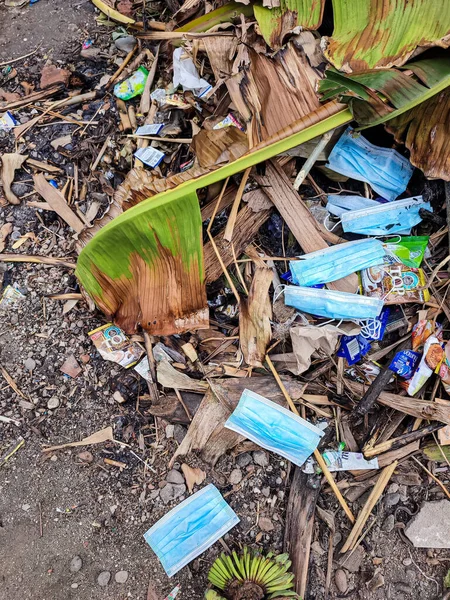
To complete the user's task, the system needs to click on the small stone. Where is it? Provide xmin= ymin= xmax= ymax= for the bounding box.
xmin=382 ymin=514 xmax=395 ymax=533
xmin=115 ymin=570 xmax=128 ymax=584
xmin=335 ymin=569 xmax=348 ymax=593
xmin=253 ymin=451 xmax=269 ymax=467
xmin=261 ymin=487 xmax=270 ymax=497
xmin=387 ymin=483 xmax=399 ymax=494
xmin=71 ymin=583 xmax=79 ymax=589
xmin=22 ymin=504 xmax=31 ymax=511
xmin=165 ymin=424 xmax=174 ymax=439
xmin=160 ymin=483 xmax=174 ymax=504
xmin=311 ymin=541 xmax=325 ymax=556
xmin=166 ymin=469 xmax=185 ymax=485
xmin=384 ymin=492 xmax=400 ymax=507
xmin=173 ymin=424 xmax=187 ymax=444
xmin=80 ymin=354 xmax=90 ymax=364
xmin=172 ymin=484 xmax=186 ymax=499
xmin=60 ymin=354 xmax=82 ymax=378
xmin=97 ymin=571 xmax=111 ymax=587
xmin=405 ymin=500 xmax=450 ymax=548
xmin=229 ymin=468 xmax=243 ymax=485
xmin=339 ymin=545 xmax=365 ymax=573
xmin=367 ymin=571 xmax=384 ymax=591
xmin=235 ymin=452 xmax=252 ymax=467
xmin=115 ymin=36 xmax=136 ymax=54
xmin=70 ymin=556 xmax=82 ymax=573
xmin=40 ymin=64 xmax=70 ymax=89
xmin=24 ymin=357 xmax=36 ymax=371
xmin=11 ymin=183 xmax=28 ymax=197
xmin=78 ymin=451 xmax=94 ymax=463
xmin=258 ymin=517 xmax=274 ymax=532
xmin=113 ymin=390 xmax=126 ymax=404
xmin=47 ymin=397 xmax=60 ymax=410
xmin=373 ymin=557 xmax=383 ymax=565
xmin=402 ymin=558 xmax=412 ymax=566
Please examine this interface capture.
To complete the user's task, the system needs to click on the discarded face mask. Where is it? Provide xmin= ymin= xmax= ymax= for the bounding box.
xmin=144 ymin=484 xmax=239 ymax=577
xmin=340 ymin=196 xmax=430 ymax=236
xmin=284 ymin=286 xmax=384 ymax=321
xmin=224 ymin=389 xmax=323 ymax=467
xmin=290 ymin=239 xmax=385 ymax=287
xmin=327 ymin=128 xmax=414 ymax=201
xmin=327 ymin=194 xmax=382 ymax=217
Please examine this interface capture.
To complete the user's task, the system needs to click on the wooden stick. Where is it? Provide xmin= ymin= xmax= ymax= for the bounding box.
xmin=363 ymin=422 xmax=444 ymax=458
xmin=266 ymin=354 xmax=355 ymax=523
xmin=143 ymin=331 xmax=159 ymax=403
xmin=90 ymin=136 xmax=111 ymax=172
xmin=174 ymin=389 xmax=192 ymax=422
xmin=412 ymin=456 xmax=450 ymax=500
xmin=0 ymin=46 xmax=40 ymax=67
xmin=293 ymin=130 xmax=334 ymax=190
xmin=106 ymin=45 xmax=138 ymax=88
xmin=223 ymin=167 xmax=251 ymax=242
xmin=0 ymin=253 xmax=76 ymax=268
xmin=140 ymin=45 xmax=160 ymax=115
xmin=341 ymin=461 xmax=398 ymax=553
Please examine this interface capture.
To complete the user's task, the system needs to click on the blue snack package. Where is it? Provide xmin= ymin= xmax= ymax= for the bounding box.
xmin=337 ymin=335 xmax=372 ymax=366
xmin=389 ymin=349 xmax=421 ymax=378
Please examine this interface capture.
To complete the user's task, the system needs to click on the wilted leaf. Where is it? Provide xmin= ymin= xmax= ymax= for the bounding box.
xmin=254 ymin=0 xmax=325 ymax=50
xmin=76 ymin=190 xmax=209 ymax=336
xmin=385 ymin=88 xmax=450 ymax=180
xmin=0 ymin=223 xmax=13 ymax=252
xmin=157 ymin=360 xmax=209 ymax=392
xmin=43 ymin=426 xmax=115 ymax=452
xmin=325 ymin=0 xmax=450 ymax=72
xmin=190 ymin=127 xmax=248 ymax=168
xmin=181 ymin=463 xmax=206 ymax=493
xmin=1 ymin=153 xmax=27 ymax=205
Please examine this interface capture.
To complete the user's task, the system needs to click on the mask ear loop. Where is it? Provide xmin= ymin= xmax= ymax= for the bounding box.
xmin=324 ymin=214 xmax=341 ymax=232
xmin=377 ymin=234 xmax=402 ymax=244
xmin=273 ymin=284 xmax=286 ymax=303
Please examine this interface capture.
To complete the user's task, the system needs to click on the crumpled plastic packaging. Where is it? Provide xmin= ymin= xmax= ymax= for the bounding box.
xmin=172 ymin=48 xmax=211 ymax=97
xmin=114 ymin=66 xmax=148 ymax=100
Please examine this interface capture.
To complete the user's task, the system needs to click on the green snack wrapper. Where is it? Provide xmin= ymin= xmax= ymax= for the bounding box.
xmin=383 ymin=236 xmax=428 ymax=268
xmin=114 ymin=66 xmax=149 ymax=100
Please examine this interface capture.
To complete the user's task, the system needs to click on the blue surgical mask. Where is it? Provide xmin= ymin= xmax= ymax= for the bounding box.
xmin=225 ymin=389 xmax=323 ymax=467
xmin=284 ymin=285 xmax=384 ymax=321
xmin=290 ymin=239 xmax=385 ymax=287
xmin=327 ymin=128 xmax=414 ymax=201
xmin=341 ymin=196 xmax=430 ymax=236
xmin=327 ymin=194 xmax=383 ymax=217
xmin=144 ymin=484 xmax=239 ymax=577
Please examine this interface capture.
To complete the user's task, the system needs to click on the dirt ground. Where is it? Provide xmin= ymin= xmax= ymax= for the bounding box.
xmin=1 ymin=2 xmax=450 ymax=600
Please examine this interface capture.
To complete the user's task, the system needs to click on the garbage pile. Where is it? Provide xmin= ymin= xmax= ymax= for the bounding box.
xmin=2 ymin=0 xmax=450 ymax=598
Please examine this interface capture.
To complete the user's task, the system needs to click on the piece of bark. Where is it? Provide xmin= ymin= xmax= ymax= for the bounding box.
xmin=253 ymin=161 xmax=357 ymax=293
xmin=33 ymin=173 xmax=85 ymax=233
xmin=239 ymin=265 xmax=272 ymax=367
xmin=1 ymin=153 xmax=28 ymax=204
xmin=284 ymin=469 xmax=321 ymax=598
xmin=363 ymin=422 xmax=444 ymax=458
xmin=377 ymin=441 xmax=420 ymax=468
xmin=170 ymin=375 xmax=306 ymax=466
xmin=191 ymin=127 xmax=248 ymax=168
xmin=204 ymin=204 xmax=272 ymax=283
xmin=147 ymin=392 xmax=204 ymax=424
xmin=345 ymin=379 xmax=450 ymax=426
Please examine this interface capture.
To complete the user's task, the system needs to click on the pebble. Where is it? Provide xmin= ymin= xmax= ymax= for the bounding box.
xmin=166 ymin=469 xmax=185 ymax=485
xmin=261 ymin=487 xmax=270 ymax=497
xmin=235 ymin=452 xmax=252 ymax=468
xmin=71 ymin=583 xmax=79 ymax=589
xmin=115 ymin=570 xmax=129 ymax=584
xmin=24 ymin=357 xmax=36 ymax=371
xmin=172 ymin=484 xmax=186 ymax=500
xmin=229 ymin=468 xmax=243 ymax=485
xmin=253 ymin=450 xmax=269 ymax=467
xmin=384 ymin=492 xmax=400 ymax=507
xmin=382 ymin=514 xmax=395 ymax=533
xmin=115 ymin=36 xmax=136 ymax=54
xmin=402 ymin=558 xmax=412 ymax=566
xmin=165 ymin=424 xmax=174 ymax=439
xmin=47 ymin=397 xmax=60 ymax=410
xmin=70 ymin=556 xmax=82 ymax=573
xmin=97 ymin=571 xmax=111 ymax=587
xmin=160 ymin=483 xmax=174 ymax=504
xmin=335 ymin=569 xmax=348 ymax=593
xmin=21 ymin=504 xmax=31 ymax=511
xmin=173 ymin=424 xmax=187 ymax=444
xmin=387 ymin=483 xmax=399 ymax=494
xmin=258 ymin=516 xmax=274 ymax=532
xmin=311 ymin=541 xmax=325 ymax=556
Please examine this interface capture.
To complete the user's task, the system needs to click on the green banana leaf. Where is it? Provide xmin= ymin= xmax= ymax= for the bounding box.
xmin=325 ymin=0 xmax=450 ymax=72
xmin=318 ymin=54 xmax=450 ymax=128
xmin=176 ymin=1 xmax=253 ymax=33
xmin=76 ymin=103 xmax=352 ymax=335
xmin=254 ymin=0 xmax=325 ymax=50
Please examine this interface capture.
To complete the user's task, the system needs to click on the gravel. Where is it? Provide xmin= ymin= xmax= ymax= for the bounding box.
xmin=253 ymin=451 xmax=269 ymax=467
xmin=97 ymin=571 xmax=111 ymax=587
xmin=70 ymin=556 xmax=82 ymax=573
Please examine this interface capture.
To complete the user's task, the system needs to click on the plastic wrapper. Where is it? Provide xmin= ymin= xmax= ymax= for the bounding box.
xmin=0 ymin=111 xmax=17 ymax=131
xmin=383 ymin=236 xmax=428 ymax=268
xmin=172 ymin=47 xmax=211 ymax=97
xmin=114 ymin=66 xmax=149 ymax=100
xmin=134 ymin=146 xmax=165 ymax=168
xmin=407 ymin=336 xmax=444 ymax=396
xmin=88 ymin=324 xmax=144 ymax=368
xmin=303 ymin=450 xmax=379 ymax=474
xmin=0 ymin=285 xmax=26 ymax=308
xmin=361 ymin=262 xmax=430 ymax=304
xmin=389 ymin=349 xmax=421 ymax=378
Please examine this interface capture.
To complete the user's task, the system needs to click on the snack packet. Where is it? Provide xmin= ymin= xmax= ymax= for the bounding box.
xmin=361 ymin=262 xmax=430 ymax=304
xmin=383 ymin=236 xmax=428 ymax=268
xmin=389 ymin=349 xmax=421 ymax=378
xmin=412 ymin=319 xmax=443 ymax=351
xmin=89 ymin=324 xmax=144 ymax=368
xmin=114 ymin=66 xmax=149 ymax=100
xmin=438 ymin=341 xmax=450 ymax=394
xmin=407 ymin=336 xmax=444 ymax=396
